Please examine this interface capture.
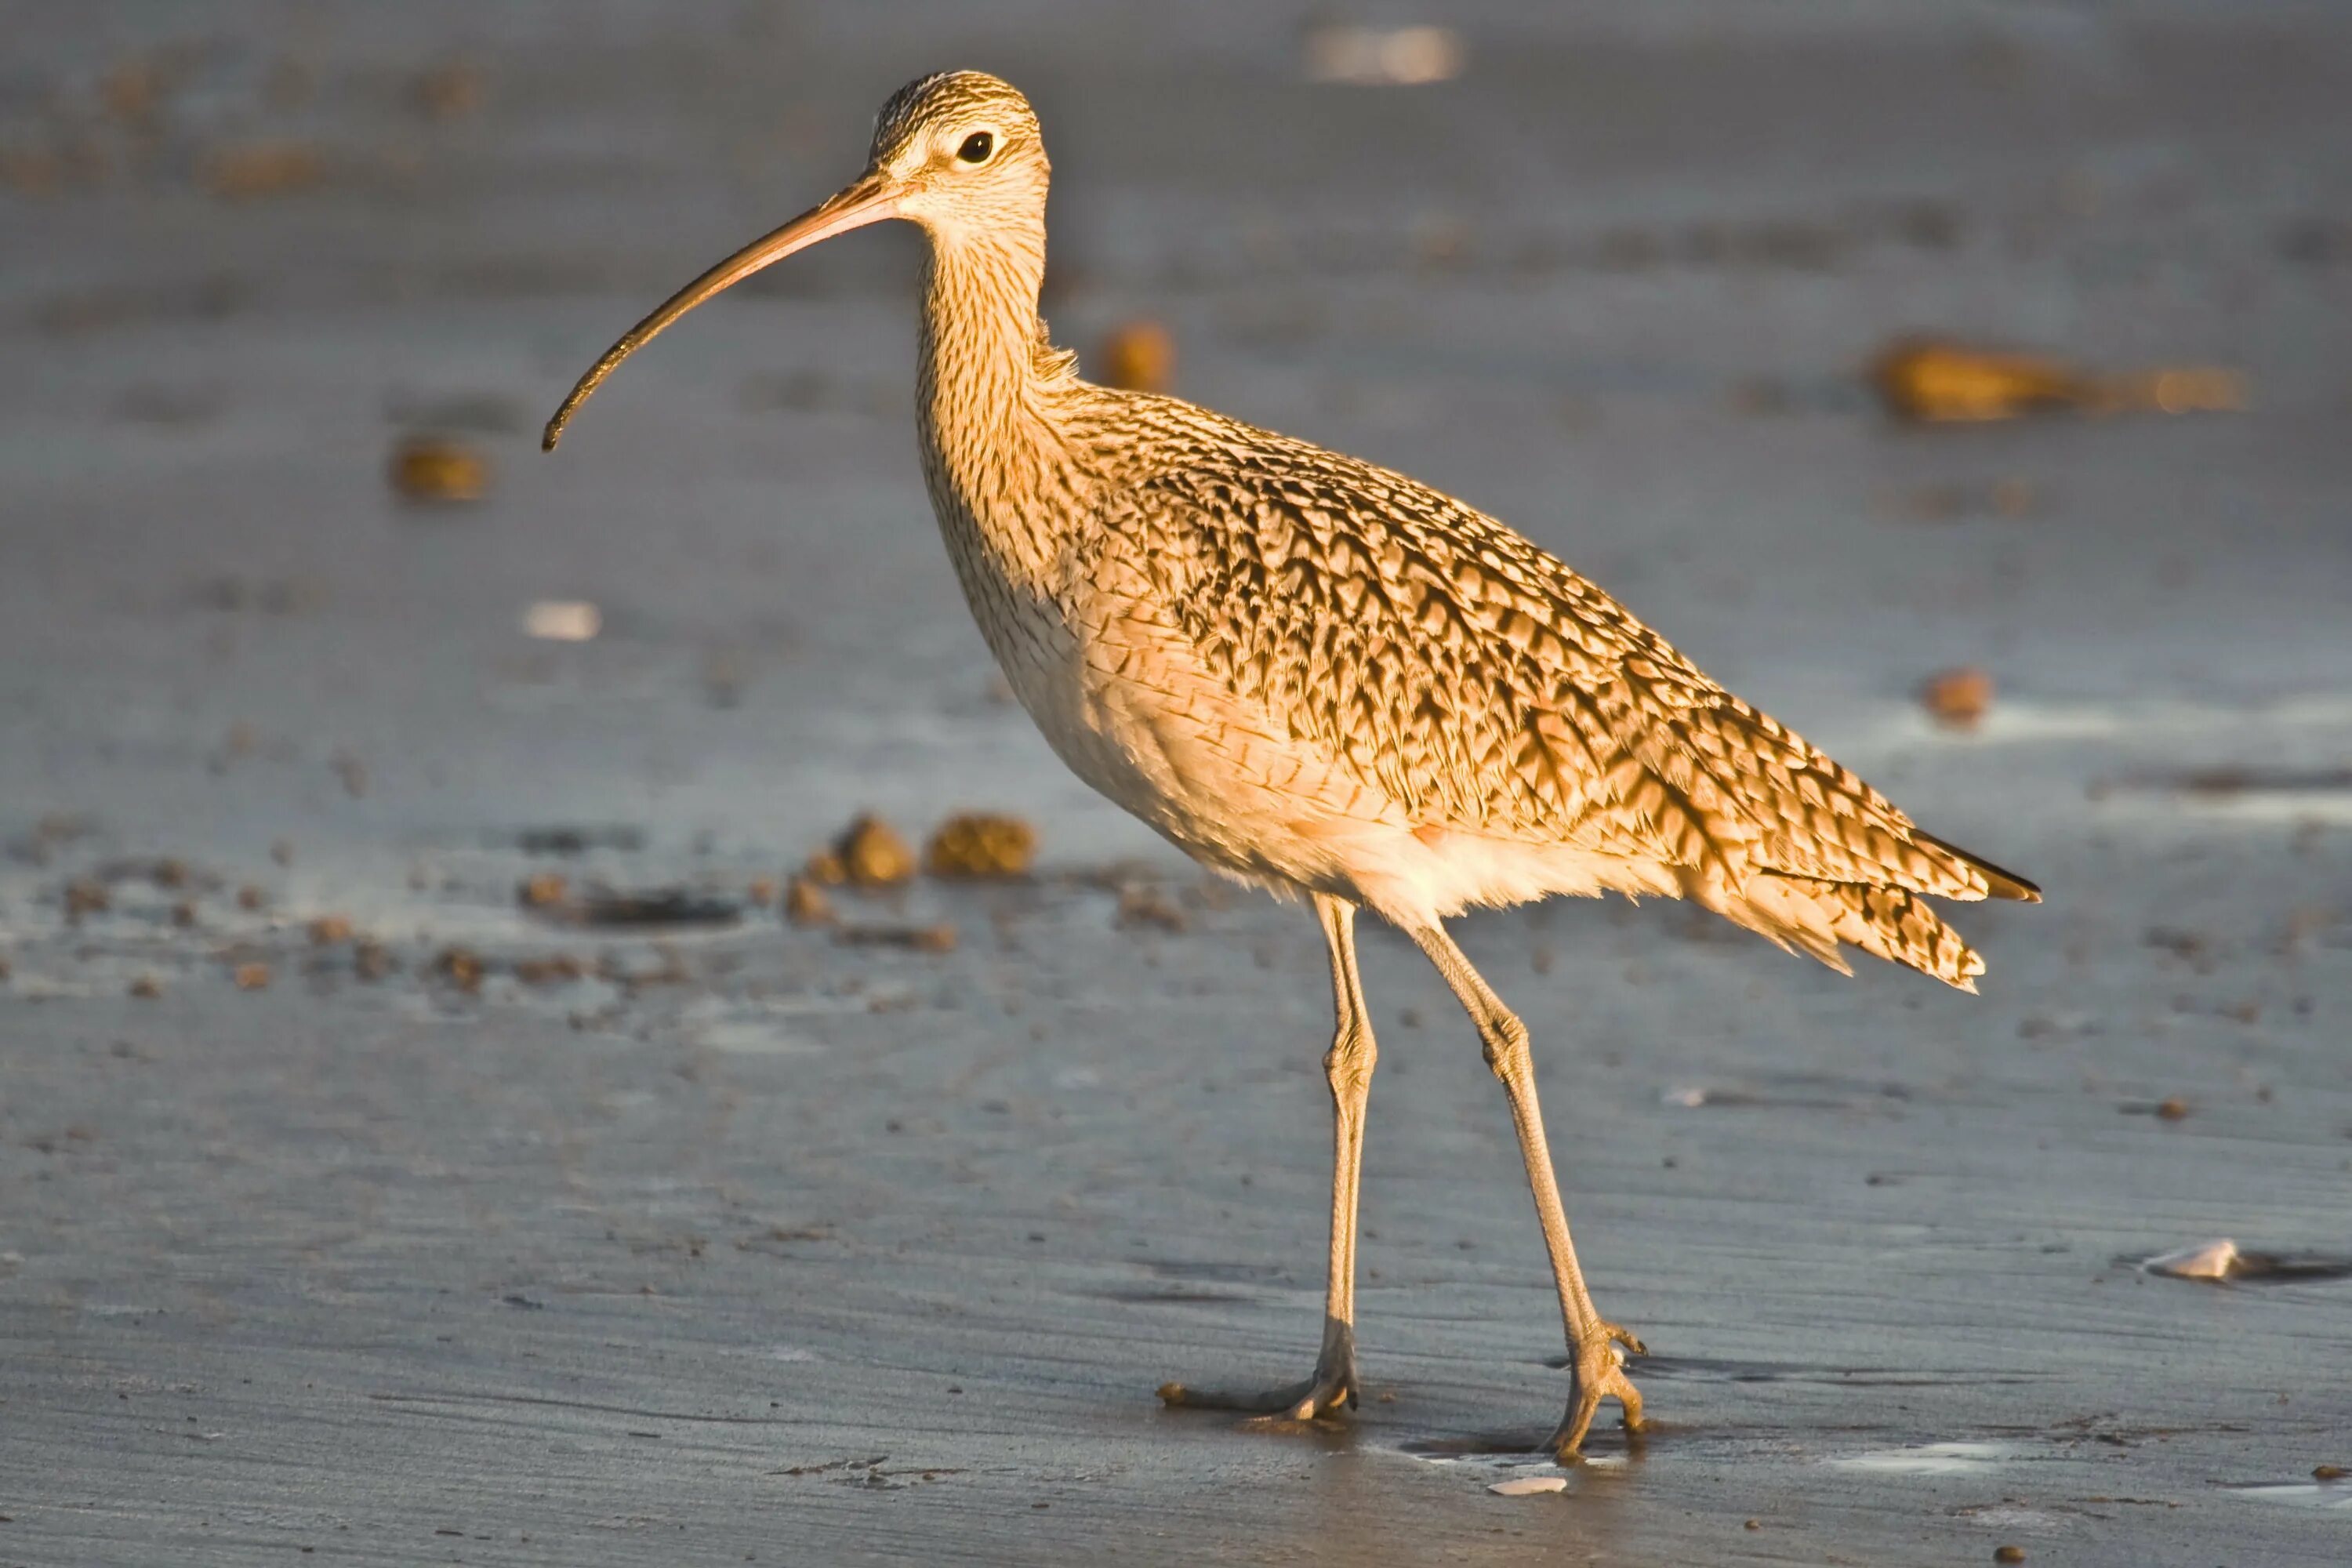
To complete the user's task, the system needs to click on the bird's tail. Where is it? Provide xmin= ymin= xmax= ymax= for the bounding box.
xmin=1700 ymin=873 xmax=1989 ymax=992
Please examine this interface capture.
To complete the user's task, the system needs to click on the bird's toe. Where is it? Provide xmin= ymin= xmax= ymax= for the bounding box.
xmin=1550 ymin=1322 xmax=1647 ymax=1459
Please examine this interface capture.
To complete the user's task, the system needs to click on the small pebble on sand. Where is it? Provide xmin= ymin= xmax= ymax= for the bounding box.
xmin=836 ymin=922 xmax=956 ymax=954
xmin=783 ymin=876 xmax=835 ymax=927
xmin=389 ymin=435 xmax=490 ymax=504
xmin=1920 ymin=666 xmax=1994 ymax=730
xmin=835 ymin=814 xmax=916 ymax=888
xmin=1116 ymin=883 xmax=1189 ymax=933
xmin=414 ymin=60 xmax=485 ymax=122
xmin=925 ymin=812 xmax=1038 ymax=878
xmin=1994 ymin=1547 xmax=2027 ymax=1565
xmin=519 ymin=872 xmax=569 ymax=908
xmin=1869 ymin=336 xmax=2244 ymax=424
xmin=1099 ymin=320 xmax=1174 ymax=392
xmin=202 ymin=142 xmax=323 ymax=201
xmin=232 ymin=963 xmax=270 ymax=991
xmin=1871 ymin=339 xmax=2085 ymax=423
xmin=434 ymin=947 xmax=485 ymax=992
xmin=511 ymin=954 xmax=584 ymax=985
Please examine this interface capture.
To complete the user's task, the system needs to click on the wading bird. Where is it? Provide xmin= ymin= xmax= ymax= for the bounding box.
xmin=544 ymin=71 xmax=2038 ymax=1459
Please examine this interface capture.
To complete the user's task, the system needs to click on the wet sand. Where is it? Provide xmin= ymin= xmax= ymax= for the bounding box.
xmin=4 ymin=3 xmax=2350 ymax=1563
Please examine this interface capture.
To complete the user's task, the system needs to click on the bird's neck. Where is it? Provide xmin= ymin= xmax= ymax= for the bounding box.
xmin=916 ymin=227 xmax=1081 ymax=595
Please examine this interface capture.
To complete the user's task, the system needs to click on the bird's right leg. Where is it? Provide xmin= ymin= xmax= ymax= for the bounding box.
xmin=1406 ymin=920 xmax=1645 ymax=1460
xmin=1160 ymin=892 xmax=1371 ymax=1420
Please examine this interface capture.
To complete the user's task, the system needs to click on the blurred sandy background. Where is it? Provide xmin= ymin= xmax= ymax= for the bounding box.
xmin=3 ymin=3 xmax=2350 ymax=1563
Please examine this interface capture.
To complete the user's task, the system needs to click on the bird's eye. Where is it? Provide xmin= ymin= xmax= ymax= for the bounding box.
xmin=957 ymin=131 xmax=994 ymax=164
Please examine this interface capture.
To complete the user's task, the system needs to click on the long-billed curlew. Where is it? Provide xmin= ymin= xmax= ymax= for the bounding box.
xmin=544 ymin=71 xmax=2039 ymax=1459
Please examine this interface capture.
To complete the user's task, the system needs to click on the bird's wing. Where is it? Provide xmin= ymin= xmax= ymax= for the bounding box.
xmin=1088 ymin=440 xmax=2024 ymax=905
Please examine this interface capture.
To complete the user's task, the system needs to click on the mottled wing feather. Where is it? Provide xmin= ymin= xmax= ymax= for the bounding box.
xmin=1100 ymin=437 xmax=1998 ymax=905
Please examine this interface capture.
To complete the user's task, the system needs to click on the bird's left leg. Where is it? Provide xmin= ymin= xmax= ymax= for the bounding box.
xmin=1406 ymin=919 xmax=1645 ymax=1460
xmin=1160 ymin=892 xmax=1372 ymax=1420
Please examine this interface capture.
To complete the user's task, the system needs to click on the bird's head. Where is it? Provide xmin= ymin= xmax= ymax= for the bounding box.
xmin=543 ymin=71 xmax=1047 ymax=452
xmin=866 ymin=71 xmax=1049 ymax=238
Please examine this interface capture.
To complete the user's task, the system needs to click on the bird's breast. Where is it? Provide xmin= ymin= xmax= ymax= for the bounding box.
xmin=917 ymin=473 xmax=1144 ymax=795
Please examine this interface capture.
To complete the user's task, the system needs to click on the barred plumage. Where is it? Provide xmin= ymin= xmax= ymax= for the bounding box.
xmin=544 ymin=68 xmax=2038 ymax=1459
xmin=1063 ymin=428 xmax=2034 ymax=989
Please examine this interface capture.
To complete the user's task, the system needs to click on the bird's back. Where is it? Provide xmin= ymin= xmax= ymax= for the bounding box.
xmin=1049 ymin=387 xmax=2034 ymax=986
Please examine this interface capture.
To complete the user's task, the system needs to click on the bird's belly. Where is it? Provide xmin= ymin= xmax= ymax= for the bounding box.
xmin=1059 ymin=659 xmax=1660 ymax=920
xmin=977 ymin=599 xmax=1159 ymax=808
xmin=957 ymin=582 xmax=1349 ymax=880
xmin=957 ymin=558 xmax=1669 ymax=921
xmin=1053 ymin=643 xmax=1457 ymax=906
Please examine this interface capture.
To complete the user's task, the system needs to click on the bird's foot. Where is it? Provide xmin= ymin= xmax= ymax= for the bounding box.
xmin=1158 ymin=1316 xmax=1358 ymax=1421
xmin=1551 ymin=1320 xmax=1646 ymax=1461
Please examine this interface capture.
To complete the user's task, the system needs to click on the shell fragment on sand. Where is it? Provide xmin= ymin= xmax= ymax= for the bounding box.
xmin=1486 ymin=1475 xmax=1567 ymax=1497
xmin=1304 ymin=24 xmax=1464 ymax=85
xmin=523 ymin=601 xmax=601 ymax=641
xmin=2144 ymin=1239 xmax=2240 ymax=1280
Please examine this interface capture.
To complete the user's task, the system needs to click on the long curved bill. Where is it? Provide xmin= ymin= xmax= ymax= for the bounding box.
xmin=542 ymin=172 xmax=901 ymax=451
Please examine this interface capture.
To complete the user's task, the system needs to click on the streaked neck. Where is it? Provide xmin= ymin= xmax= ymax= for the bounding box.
xmin=916 ymin=225 xmax=1074 ymax=590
